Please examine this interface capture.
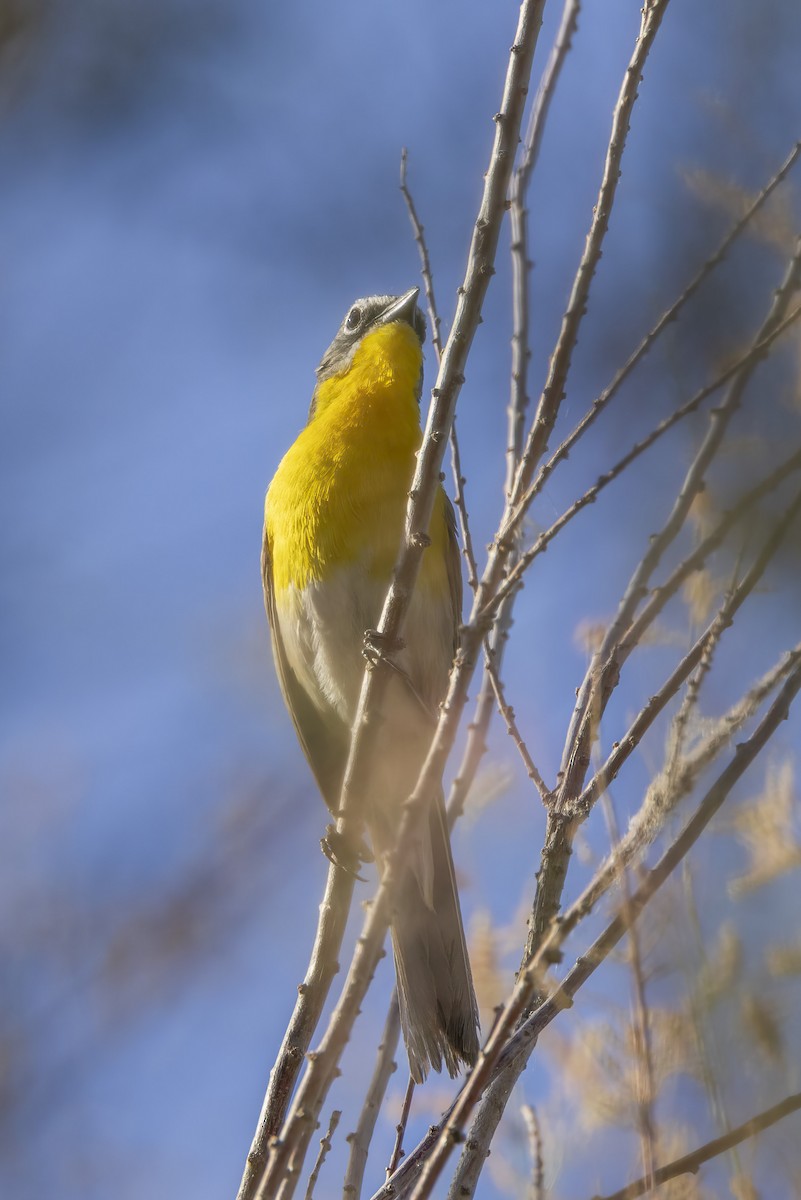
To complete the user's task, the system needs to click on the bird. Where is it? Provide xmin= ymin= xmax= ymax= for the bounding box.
xmin=261 ymin=287 xmax=480 ymax=1082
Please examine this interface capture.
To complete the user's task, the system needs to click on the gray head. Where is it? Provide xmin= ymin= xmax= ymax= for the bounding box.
xmin=315 ymin=288 xmax=426 ymax=385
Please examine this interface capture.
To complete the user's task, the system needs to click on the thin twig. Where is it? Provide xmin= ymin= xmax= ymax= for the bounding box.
xmin=400 ymin=148 xmax=443 ymax=361
xmin=236 ymin=866 xmax=355 ymax=1200
xmin=400 ymin=147 xmax=480 ymax=593
xmin=402 ymin=145 xmax=514 ymax=833
xmin=508 ymin=0 xmax=582 ymax=497
xmin=490 ymin=0 xmax=582 ymax=810
xmin=592 ymin=1091 xmax=801 ymax=1200
xmin=483 ymin=640 xmax=550 ymax=803
xmin=660 ymin=552 xmax=744 ymax=796
xmin=303 ymin=1109 xmax=340 ymax=1200
xmin=521 ymin=1104 xmax=545 ymax=1200
xmin=386 ymin=1075 xmax=416 ymax=1181
xmin=342 ymin=996 xmax=401 ymax=1200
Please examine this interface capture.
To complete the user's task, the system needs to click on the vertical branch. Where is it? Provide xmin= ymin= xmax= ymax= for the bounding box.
xmin=521 ymin=1104 xmax=545 ymax=1200
xmin=342 ymin=997 xmax=401 ymax=1200
xmin=303 ymin=1109 xmax=340 ymax=1200
xmin=236 ymin=867 xmax=354 ymax=1200
xmin=400 ymin=149 xmax=479 ymax=593
xmin=507 ymin=0 xmax=581 ymax=499
xmin=386 ymin=1076 xmax=416 ymax=1181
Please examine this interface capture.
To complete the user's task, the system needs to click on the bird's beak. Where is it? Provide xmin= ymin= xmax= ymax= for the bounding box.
xmin=381 ymin=287 xmax=420 ymax=326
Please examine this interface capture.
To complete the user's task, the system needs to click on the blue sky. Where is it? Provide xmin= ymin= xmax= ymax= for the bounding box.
xmin=2 ymin=1 xmax=801 ymax=1197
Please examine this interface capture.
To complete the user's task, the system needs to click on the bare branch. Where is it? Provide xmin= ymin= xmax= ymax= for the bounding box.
xmin=342 ymin=997 xmax=401 ymax=1200
xmin=508 ymin=0 xmax=582 ymax=497
xmin=386 ymin=1075 xmax=415 ymax=1182
xmin=400 ymin=148 xmax=443 ymax=361
xmin=592 ymin=1091 xmax=801 ymax=1200
xmin=483 ymin=641 xmax=550 ymax=803
xmin=521 ymin=1104 xmax=545 ymax=1200
xmin=236 ymin=867 xmax=355 ymax=1200
xmin=400 ymin=150 xmax=480 ymax=594
xmin=303 ymin=1109 xmax=340 ymax=1200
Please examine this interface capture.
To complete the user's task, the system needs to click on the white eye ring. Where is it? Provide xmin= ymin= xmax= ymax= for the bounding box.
xmin=345 ymin=306 xmax=362 ymax=331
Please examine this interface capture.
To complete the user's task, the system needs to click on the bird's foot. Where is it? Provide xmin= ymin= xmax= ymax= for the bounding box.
xmin=362 ymin=628 xmax=405 ymax=668
xmin=321 ymin=823 xmax=372 ymax=880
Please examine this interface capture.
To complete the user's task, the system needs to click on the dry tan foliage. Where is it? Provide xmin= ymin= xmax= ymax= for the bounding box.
xmin=739 ymin=991 xmax=784 ymax=1065
xmin=545 ymin=1006 xmax=699 ymax=1135
xmin=638 ymin=620 xmax=699 ymax=649
xmin=383 ymin=1082 xmax=452 ymax=1123
xmin=656 ymin=1126 xmax=715 ymax=1199
xmin=686 ymin=489 xmax=720 ymax=541
xmin=632 ymin=1006 xmax=702 ymax=1087
xmin=487 ymin=1152 xmax=527 ymax=1200
xmin=682 ymin=568 xmax=723 ymax=627
xmin=682 ymin=167 xmax=797 ymax=255
xmin=548 ymin=1021 xmax=631 ymax=1131
xmin=460 ymin=761 xmax=515 ymax=827
xmin=729 ymin=1172 xmax=759 ymax=1200
xmin=482 ymin=1103 xmax=548 ymax=1200
xmin=469 ymin=908 xmax=510 ymax=1017
xmin=765 ymin=938 xmax=801 ymax=978
xmin=468 ymin=896 xmax=541 ymax=1018
xmin=726 ymin=759 xmax=801 ymax=897
xmin=573 ymin=618 xmax=608 ymax=656
xmin=695 ymin=922 xmax=742 ymax=1008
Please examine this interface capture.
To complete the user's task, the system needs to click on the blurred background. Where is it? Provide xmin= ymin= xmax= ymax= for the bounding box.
xmin=2 ymin=1 xmax=801 ymax=1196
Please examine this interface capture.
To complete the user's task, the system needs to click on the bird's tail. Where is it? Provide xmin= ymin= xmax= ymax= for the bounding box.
xmin=388 ymin=796 xmax=480 ymax=1083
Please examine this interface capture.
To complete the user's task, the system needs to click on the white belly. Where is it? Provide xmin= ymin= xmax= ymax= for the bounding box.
xmin=275 ymin=566 xmax=454 ymax=727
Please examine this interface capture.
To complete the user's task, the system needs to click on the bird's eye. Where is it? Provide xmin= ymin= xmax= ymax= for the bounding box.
xmin=345 ymin=306 xmax=362 ymax=331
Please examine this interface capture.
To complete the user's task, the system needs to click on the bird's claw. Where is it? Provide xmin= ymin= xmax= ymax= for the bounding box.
xmin=321 ymin=823 xmax=372 ymax=880
xmin=362 ymin=628 xmax=405 ymax=667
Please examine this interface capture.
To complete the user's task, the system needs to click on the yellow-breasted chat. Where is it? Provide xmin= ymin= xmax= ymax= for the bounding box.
xmin=262 ymin=288 xmax=479 ymax=1082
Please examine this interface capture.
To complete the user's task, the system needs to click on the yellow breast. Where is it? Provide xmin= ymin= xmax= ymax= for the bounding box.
xmin=266 ymin=320 xmax=449 ymax=596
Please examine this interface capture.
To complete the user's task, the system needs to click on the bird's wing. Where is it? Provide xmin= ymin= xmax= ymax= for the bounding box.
xmin=261 ymin=523 xmax=349 ymax=814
